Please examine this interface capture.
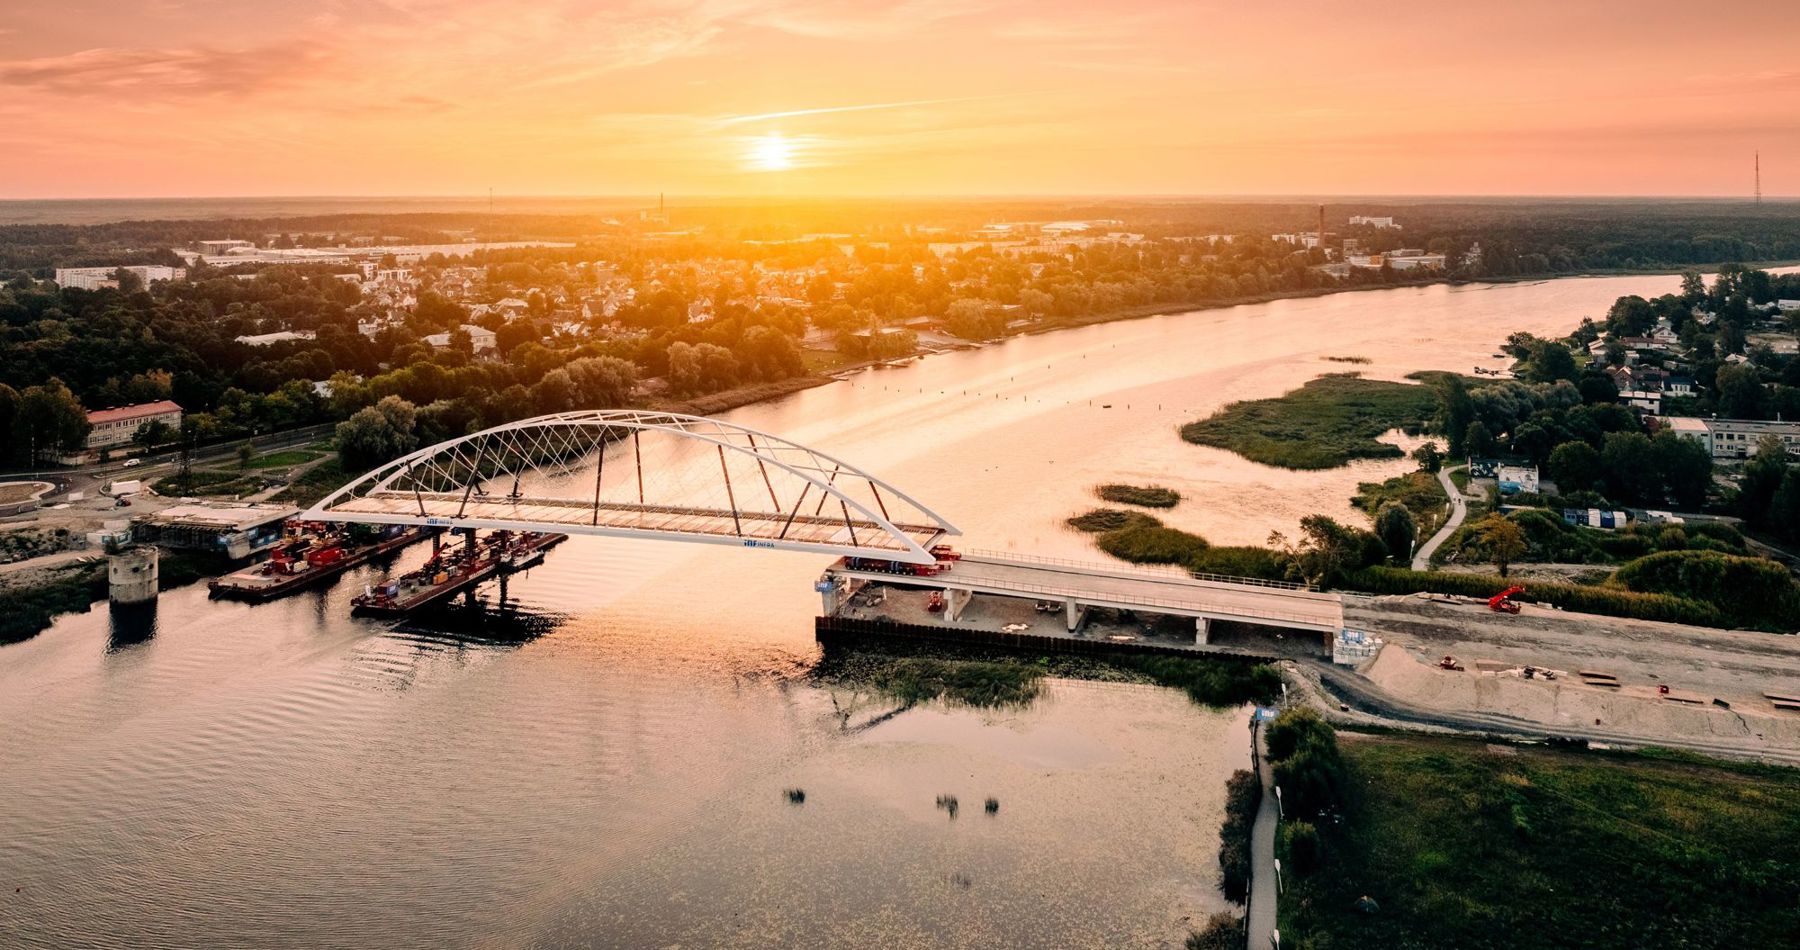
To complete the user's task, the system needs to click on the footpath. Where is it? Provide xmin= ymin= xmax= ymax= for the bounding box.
xmin=1411 ymin=465 xmax=1470 ymax=570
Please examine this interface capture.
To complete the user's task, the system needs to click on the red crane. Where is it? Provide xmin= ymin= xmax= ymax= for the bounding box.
xmin=1488 ymin=585 xmax=1526 ymax=614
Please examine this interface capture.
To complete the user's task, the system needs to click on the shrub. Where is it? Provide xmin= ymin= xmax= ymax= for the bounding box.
xmin=1280 ymin=820 xmax=1322 ymax=875
xmin=1188 ymin=545 xmax=1292 ymax=581
xmin=1125 ymin=656 xmax=1283 ymax=707
xmin=1065 ymin=508 xmax=1160 ymax=533
xmin=1186 ymin=912 xmax=1245 ymax=950
xmin=1610 ymin=550 xmax=1800 ymax=630
xmin=1096 ymin=483 xmax=1181 ymax=508
xmin=1219 ymin=769 xmax=1261 ymax=904
xmin=1095 ymin=523 xmax=1210 ymax=565
xmin=1344 ymin=566 xmax=1729 ymax=628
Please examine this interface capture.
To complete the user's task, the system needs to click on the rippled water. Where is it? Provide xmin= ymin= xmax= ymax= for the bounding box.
xmin=0 ymin=272 xmax=1731 ymax=948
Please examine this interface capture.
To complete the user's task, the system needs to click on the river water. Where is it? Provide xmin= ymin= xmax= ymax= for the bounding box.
xmin=0 ymin=272 xmax=1720 ymax=948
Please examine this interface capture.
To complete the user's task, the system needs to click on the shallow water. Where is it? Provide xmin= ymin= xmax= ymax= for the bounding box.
xmin=0 ymin=270 xmax=1737 ymax=948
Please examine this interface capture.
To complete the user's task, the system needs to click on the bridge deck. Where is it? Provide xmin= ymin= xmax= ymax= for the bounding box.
xmin=329 ymin=491 xmax=945 ymax=555
xmin=835 ymin=552 xmax=1344 ymax=632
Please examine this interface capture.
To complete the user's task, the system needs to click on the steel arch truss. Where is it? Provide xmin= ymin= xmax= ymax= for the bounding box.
xmin=304 ymin=410 xmax=959 ymax=563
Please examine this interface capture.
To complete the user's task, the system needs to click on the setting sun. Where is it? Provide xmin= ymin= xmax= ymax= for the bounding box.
xmin=747 ymin=133 xmax=795 ymax=172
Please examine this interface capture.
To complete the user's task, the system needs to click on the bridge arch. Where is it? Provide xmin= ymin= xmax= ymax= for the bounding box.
xmin=305 ymin=410 xmax=959 ymax=563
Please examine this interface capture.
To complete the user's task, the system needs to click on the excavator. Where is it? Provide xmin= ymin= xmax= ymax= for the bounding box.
xmin=1488 ymin=585 xmax=1526 ymax=614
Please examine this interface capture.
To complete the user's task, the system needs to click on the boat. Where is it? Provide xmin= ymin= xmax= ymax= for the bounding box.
xmin=351 ymin=530 xmax=566 ymax=618
xmin=208 ymin=523 xmax=426 ymax=602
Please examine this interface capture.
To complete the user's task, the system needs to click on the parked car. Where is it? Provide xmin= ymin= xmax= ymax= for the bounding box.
xmin=122 ymin=458 xmax=143 ymax=468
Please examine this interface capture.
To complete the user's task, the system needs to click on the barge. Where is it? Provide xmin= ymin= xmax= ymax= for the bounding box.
xmin=208 ymin=523 xmax=426 ymax=602
xmin=351 ymin=530 xmax=566 ymax=618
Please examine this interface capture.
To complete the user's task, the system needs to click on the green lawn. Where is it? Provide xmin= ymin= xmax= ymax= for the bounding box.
xmin=1180 ymin=374 xmax=1440 ymax=470
xmin=1279 ymin=735 xmax=1800 ymax=949
xmin=241 ymin=449 xmax=323 ymax=470
xmin=151 ymin=469 xmax=266 ymax=498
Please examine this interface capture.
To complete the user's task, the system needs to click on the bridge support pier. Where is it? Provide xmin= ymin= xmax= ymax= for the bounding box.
xmin=1065 ymin=599 xmax=1089 ymax=633
xmin=944 ymin=587 xmax=971 ymax=622
xmin=817 ymin=572 xmax=843 ymax=615
xmin=1195 ymin=616 xmax=1211 ymax=645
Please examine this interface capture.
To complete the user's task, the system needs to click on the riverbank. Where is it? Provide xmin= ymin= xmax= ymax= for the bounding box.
xmin=1276 ymin=731 xmax=1800 ymax=949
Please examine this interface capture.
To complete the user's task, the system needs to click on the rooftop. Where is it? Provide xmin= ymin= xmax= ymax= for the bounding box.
xmin=86 ymin=400 xmax=182 ymax=425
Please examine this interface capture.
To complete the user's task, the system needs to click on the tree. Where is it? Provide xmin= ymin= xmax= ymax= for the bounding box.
xmin=1464 ymin=420 xmax=1496 ymax=458
xmin=1739 ymin=436 xmax=1790 ymax=526
xmin=1771 ymin=469 xmax=1800 ymax=543
xmin=335 ymin=396 xmax=419 ymax=471
xmin=1270 ymin=515 xmax=1379 ymax=587
xmin=1522 ymin=339 xmax=1578 ymax=383
xmin=1412 ymin=442 xmax=1442 ymax=473
xmin=1435 ymin=375 xmax=1475 ymax=457
xmin=237 ymin=443 xmax=255 ymax=468
xmin=943 ymin=298 xmax=1001 ymax=339
xmin=18 ymin=378 xmax=89 ymax=464
xmin=1714 ymin=363 xmax=1765 ymax=418
xmin=1650 ymin=430 xmax=1712 ymax=510
xmin=1473 ymin=513 xmax=1527 ymax=576
xmin=1600 ymin=431 xmax=1660 ymax=504
xmin=1373 ymin=503 xmax=1417 ymax=564
xmin=132 ymin=419 xmax=176 ymax=453
xmin=1547 ymin=441 xmax=1601 ymax=493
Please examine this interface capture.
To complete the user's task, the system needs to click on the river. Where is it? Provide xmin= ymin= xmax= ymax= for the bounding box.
xmin=0 ymin=270 xmax=1732 ymax=948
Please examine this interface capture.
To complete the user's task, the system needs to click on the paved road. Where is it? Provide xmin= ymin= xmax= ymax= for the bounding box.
xmin=1411 ymin=465 xmax=1469 ymax=570
xmin=1246 ymin=724 xmax=1280 ymax=949
xmin=839 ymin=553 xmax=1345 ymax=632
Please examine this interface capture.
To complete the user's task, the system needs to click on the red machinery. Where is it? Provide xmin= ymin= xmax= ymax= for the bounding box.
xmin=1488 ymin=585 xmax=1525 ymax=614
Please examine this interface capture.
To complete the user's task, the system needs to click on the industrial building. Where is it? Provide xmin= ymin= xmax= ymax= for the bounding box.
xmin=131 ymin=502 xmax=299 ymax=560
xmin=52 ymin=265 xmax=185 ymax=291
xmin=1658 ymin=416 xmax=1800 ymax=459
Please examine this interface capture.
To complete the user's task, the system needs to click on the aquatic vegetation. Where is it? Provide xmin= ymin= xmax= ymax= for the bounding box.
xmin=1095 ymin=483 xmax=1181 ymax=508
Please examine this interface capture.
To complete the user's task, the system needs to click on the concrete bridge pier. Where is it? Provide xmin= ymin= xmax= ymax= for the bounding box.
xmin=1065 ymin=599 xmax=1089 ymax=632
xmin=944 ymin=587 xmax=972 ymax=621
xmin=817 ymin=572 xmax=843 ymax=615
xmin=1195 ymin=616 xmax=1211 ymax=645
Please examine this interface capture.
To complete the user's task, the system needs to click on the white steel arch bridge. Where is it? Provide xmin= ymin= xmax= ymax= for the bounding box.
xmin=304 ymin=410 xmax=959 ymax=564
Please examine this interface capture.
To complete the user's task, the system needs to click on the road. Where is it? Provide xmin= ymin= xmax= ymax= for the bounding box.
xmin=836 ymin=552 xmax=1346 ymax=632
xmin=1411 ymin=465 xmax=1469 ymax=570
xmin=0 ymin=424 xmax=334 ymax=502
xmin=1246 ymin=724 xmax=1280 ymax=950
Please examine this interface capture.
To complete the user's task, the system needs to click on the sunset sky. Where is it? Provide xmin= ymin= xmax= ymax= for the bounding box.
xmin=1 ymin=0 xmax=1794 ymax=198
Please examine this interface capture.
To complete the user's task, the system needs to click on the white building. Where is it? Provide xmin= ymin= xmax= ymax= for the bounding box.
xmin=85 ymin=400 xmax=183 ymax=452
xmin=1659 ymin=416 xmax=1800 ymax=459
xmin=1496 ymin=464 xmax=1539 ymax=494
xmin=1776 ymin=299 xmax=1800 ymax=312
xmin=53 ymin=265 xmax=184 ymax=291
xmin=1618 ymin=390 xmax=1662 ymax=413
xmin=424 ymin=324 xmax=498 ymax=353
xmin=235 ymin=330 xmax=317 ymax=347
xmin=1348 ymin=215 xmax=1399 ymax=229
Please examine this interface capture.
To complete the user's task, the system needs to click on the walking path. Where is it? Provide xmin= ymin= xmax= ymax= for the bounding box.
xmin=1246 ymin=723 xmax=1280 ymax=949
xmin=1411 ymin=466 xmax=1470 ymax=570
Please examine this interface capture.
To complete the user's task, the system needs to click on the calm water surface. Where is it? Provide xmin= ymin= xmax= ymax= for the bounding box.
xmin=0 ymin=272 xmax=1727 ymax=948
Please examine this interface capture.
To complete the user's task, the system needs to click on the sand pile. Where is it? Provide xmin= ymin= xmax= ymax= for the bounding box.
xmin=1364 ymin=644 xmax=1800 ymax=750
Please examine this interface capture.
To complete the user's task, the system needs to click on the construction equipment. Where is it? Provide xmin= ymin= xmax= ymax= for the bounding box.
xmin=1439 ymin=655 xmax=1464 ymax=671
xmin=1488 ymin=585 xmax=1525 ymax=614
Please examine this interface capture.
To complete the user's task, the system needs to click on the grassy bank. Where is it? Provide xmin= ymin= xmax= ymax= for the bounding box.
xmin=1345 ymin=566 xmax=1728 ymax=628
xmin=1278 ymin=733 xmax=1800 ymax=949
xmin=1180 ymin=374 xmax=1439 ymax=470
xmin=0 ymin=547 xmax=230 ymax=644
xmin=1351 ymin=471 xmax=1449 ymax=540
xmin=811 ymin=640 xmax=1282 ymax=709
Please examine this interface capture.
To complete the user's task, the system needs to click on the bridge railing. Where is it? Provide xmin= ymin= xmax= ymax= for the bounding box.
xmin=963 ymin=548 xmax=1318 ymax=593
xmin=842 ymin=566 xmax=1338 ymax=629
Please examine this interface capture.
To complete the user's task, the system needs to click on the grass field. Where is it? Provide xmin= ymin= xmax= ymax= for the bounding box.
xmin=1179 ymin=373 xmax=1440 ymax=470
xmin=241 ymin=449 xmax=323 ymax=470
xmin=151 ymin=469 xmax=266 ymax=498
xmin=1278 ymin=734 xmax=1800 ymax=949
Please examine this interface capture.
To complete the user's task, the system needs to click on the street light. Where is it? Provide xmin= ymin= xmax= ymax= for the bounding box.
xmin=1275 ymin=786 xmax=1284 ymax=820
xmin=1274 ymin=858 xmax=1283 ymax=894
